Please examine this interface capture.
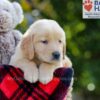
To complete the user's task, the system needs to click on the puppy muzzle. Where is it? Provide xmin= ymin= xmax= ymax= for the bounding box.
xmin=52 ymin=51 xmax=60 ymax=60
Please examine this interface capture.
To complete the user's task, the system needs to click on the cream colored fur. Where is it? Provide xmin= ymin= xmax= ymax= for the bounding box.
xmin=10 ymin=19 xmax=72 ymax=84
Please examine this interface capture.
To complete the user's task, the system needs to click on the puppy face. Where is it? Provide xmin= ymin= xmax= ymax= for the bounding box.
xmin=21 ymin=19 xmax=66 ymax=65
xmin=34 ymin=32 xmax=64 ymax=64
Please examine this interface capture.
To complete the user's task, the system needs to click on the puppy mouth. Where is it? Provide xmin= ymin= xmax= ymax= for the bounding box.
xmin=35 ymin=53 xmax=60 ymax=65
xmin=34 ymin=54 xmax=54 ymax=65
xmin=52 ymin=57 xmax=60 ymax=61
xmin=38 ymin=58 xmax=59 ymax=65
xmin=42 ymin=61 xmax=53 ymax=64
xmin=43 ymin=58 xmax=60 ymax=65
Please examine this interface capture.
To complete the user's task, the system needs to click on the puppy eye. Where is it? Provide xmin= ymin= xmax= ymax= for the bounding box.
xmin=41 ymin=40 xmax=48 ymax=44
xmin=58 ymin=40 xmax=62 ymax=43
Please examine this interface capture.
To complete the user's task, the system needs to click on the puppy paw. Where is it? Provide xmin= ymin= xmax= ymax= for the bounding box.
xmin=24 ymin=66 xmax=38 ymax=83
xmin=39 ymin=63 xmax=56 ymax=84
xmin=39 ymin=73 xmax=53 ymax=84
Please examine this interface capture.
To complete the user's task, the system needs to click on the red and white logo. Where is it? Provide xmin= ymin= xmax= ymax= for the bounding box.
xmin=83 ymin=0 xmax=100 ymax=19
xmin=83 ymin=0 xmax=93 ymax=11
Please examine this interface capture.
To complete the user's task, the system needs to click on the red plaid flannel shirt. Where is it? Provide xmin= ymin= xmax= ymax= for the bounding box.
xmin=0 ymin=65 xmax=73 ymax=100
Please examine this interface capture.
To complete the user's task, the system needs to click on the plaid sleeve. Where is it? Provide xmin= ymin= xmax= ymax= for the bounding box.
xmin=49 ymin=68 xmax=74 ymax=100
xmin=0 ymin=65 xmax=74 ymax=100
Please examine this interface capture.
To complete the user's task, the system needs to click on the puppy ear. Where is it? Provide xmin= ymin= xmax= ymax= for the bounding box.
xmin=63 ymin=43 xmax=72 ymax=67
xmin=63 ymin=56 xmax=72 ymax=67
xmin=21 ymin=34 xmax=34 ymax=60
xmin=63 ymin=42 xmax=66 ymax=59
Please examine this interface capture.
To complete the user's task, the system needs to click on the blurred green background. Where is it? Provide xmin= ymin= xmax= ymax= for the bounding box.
xmin=10 ymin=0 xmax=100 ymax=100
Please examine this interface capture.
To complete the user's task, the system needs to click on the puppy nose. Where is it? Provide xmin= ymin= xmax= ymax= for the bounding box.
xmin=52 ymin=51 xmax=60 ymax=60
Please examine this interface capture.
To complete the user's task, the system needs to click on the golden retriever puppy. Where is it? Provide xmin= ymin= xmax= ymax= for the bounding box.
xmin=10 ymin=19 xmax=72 ymax=84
